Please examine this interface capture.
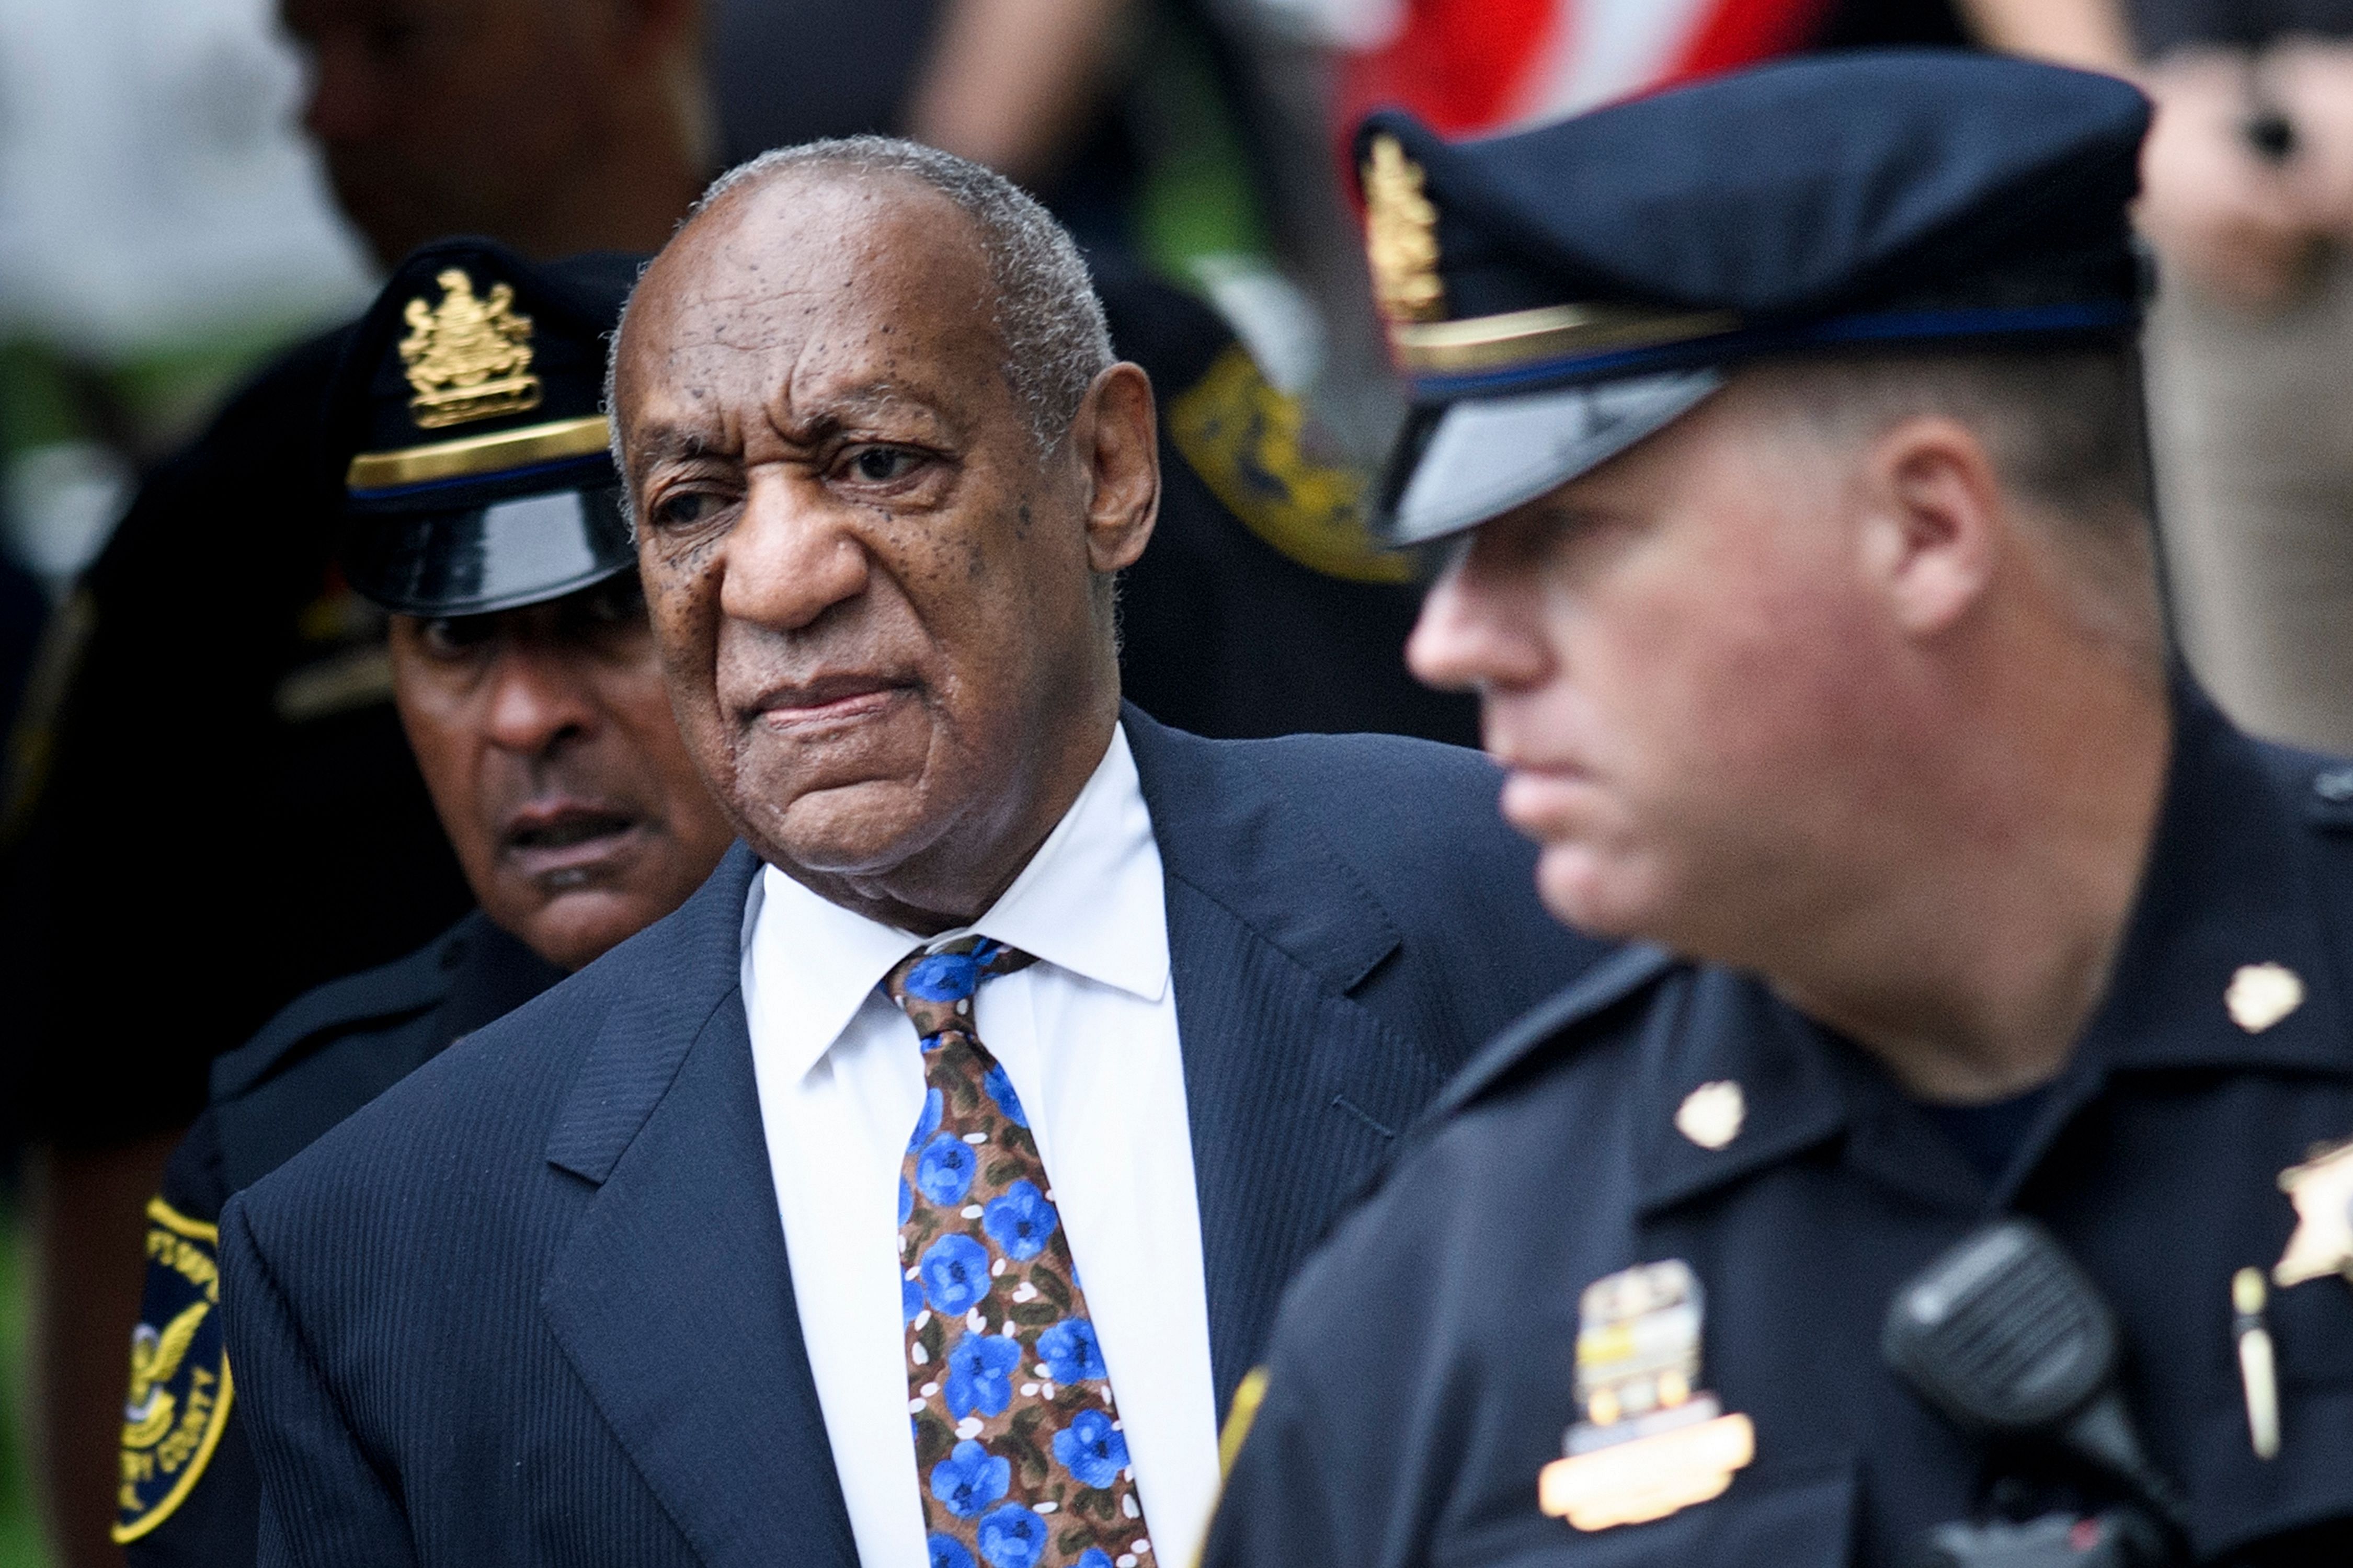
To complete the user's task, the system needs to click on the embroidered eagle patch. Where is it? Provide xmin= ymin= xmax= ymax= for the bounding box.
xmin=112 ymin=1197 xmax=234 ymax=1543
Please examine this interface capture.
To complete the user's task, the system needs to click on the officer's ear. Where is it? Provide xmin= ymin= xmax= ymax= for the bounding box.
xmin=1855 ymin=415 xmax=2004 ymax=639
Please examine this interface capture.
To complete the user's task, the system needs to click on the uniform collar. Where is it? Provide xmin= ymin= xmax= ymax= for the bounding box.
xmin=2073 ymin=680 xmax=2351 ymax=1079
xmin=741 ymin=723 xmax=1167 ymax=1088
xmin=1632 ymin=677 xmax=2353 ymax=1218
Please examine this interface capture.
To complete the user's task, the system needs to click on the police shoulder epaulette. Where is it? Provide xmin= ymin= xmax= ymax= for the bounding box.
xmin=208 ymin=918 xmax=476 ymax=1102
xmin=2306 ymin=762 xmax=2353 ymax=833
xmin=1427 ymin=944 xmax=1680 ymax=1122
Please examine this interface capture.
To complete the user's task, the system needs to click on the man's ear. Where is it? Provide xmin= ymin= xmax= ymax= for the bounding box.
xmin=1077 ymin=362 xmax=1159 ymax=575
xmin=1858 ymin=415 xmax=2005 ymax=638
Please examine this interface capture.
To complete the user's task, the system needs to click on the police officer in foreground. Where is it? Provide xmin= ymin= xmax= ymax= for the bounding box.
xmin=1208 ymin=51 xmax=2353 ymax=1568
xmin=110 ymin=239 xmax=735 ymax=1566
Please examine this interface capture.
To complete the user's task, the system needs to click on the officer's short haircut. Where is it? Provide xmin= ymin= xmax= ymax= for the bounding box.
xmin=1752 ymin=347 xmax=2160 ymax=650
xmin=675 ymin=136 xmax=1114 ymax=456
xmin=1760 ymin=348 xmax=2152 ymax=535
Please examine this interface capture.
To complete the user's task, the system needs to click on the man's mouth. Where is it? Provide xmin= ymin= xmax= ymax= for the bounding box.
xmin=501 ymin=804 xmax=645 ymax=888
xmin=750 ymin=673 xmax=915 ymax=731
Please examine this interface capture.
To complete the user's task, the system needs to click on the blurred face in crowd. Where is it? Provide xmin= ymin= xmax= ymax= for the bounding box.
xmin=611 ymin=169 xmax=1158 ymax=930
xmin=1407 ymin=379 xmax=1921 ymax=953
xmin=280 ymin=0 xmax=686 ymax=262
xmin=389 ymin=571 xmax=737 ymax=969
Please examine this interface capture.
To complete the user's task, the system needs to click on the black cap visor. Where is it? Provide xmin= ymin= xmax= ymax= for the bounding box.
xmin=344 ymin=485 xmax=636 ymax=617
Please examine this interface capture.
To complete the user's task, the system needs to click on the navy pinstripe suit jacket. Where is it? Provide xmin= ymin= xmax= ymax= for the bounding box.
xmin=220 ymin=709 xmax=1601 ymax=1567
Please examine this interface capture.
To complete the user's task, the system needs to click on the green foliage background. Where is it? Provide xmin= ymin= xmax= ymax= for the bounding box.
xmin=1 ymin=1193 xmax=55 ymax=1568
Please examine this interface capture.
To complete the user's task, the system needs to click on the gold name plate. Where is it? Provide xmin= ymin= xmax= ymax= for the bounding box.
xmin=1538 ymin=1411 xmax=1755 ymax=1532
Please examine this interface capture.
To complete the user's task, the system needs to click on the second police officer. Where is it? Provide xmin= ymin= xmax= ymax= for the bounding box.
xmin=1209 ymin=52 xmax=2353 ymax=1568
xmin=111 ymin=240 xmax=736 ymax=1566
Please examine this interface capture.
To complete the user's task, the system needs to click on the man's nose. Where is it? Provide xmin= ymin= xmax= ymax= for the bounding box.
xmin=482 ymin=644 xmax=601 ymax=756
xmin=1406 ymin=539 xmax=1552 ymax=694
xmin=718 ymin=472 xmax=872 ymax=633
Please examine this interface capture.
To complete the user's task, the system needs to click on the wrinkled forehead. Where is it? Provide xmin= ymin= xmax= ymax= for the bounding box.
xmin=614 ymin=171 xmax=1004 ymax=434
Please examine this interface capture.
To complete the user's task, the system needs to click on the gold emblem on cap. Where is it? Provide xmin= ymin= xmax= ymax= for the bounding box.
xmin=398 ymin=268 xmax=543 ymax=430
xmin=1363 ymin=134 xmax=1445 ymax=326
xmin=2227 ymin=962 xmax=2304 ymax=1033
xmin=1674 ymin=1081 xmax=1745 ymax=1150
xmin=2273 ymin=1136 xmax=2353 ymax=1290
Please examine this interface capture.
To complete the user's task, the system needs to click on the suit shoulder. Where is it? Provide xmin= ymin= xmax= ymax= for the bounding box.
xmin=1228 ymin=730 xmax=1508 ymax=839
xmin=1231 ymin=730 xmax=1546 ymax=909
xmin=210 ymin=914 xmax=482 ymax=1102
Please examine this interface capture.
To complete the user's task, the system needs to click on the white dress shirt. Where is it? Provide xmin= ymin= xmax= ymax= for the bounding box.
xmin=741 ymin=725 xmax=1220 ymax=1568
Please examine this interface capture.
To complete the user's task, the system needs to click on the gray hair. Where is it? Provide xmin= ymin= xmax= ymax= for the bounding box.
xmin=606 ymin=136 xmax=1113 ymax=459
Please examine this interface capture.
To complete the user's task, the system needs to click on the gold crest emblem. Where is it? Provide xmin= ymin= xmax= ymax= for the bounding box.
xmin=1363 ymin=134 xmax=1445 ymax=325
xmin=398 ymin=268 xmax=543 ymax=429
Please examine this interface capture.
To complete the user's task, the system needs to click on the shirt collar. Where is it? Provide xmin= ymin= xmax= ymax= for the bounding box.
xmin=743 ymin=723 xmax=1167 ymax=1087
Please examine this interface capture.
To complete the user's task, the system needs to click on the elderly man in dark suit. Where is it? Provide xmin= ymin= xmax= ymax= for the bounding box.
xmin=216 ymin=138 xmax=1595 ymax=1568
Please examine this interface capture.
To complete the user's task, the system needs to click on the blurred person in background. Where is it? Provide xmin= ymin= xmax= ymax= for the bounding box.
xmin=1972 ymin=0 xmax=2353 ymax=754
xmin=112 ymin=240 xmax=735 ymax=1568
xmin=2 ymin=3 xmax=710 ymax=1564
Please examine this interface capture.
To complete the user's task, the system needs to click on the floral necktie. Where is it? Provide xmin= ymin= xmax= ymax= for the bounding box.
xmin=887 ymin=937 xmax=1156 ymax=1568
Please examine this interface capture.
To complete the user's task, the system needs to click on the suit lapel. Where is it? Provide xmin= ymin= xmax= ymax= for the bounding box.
xmin=1124 ymin=708 xmax=1441 ymax=1415
xmin=539 ymin=845 xmax=859 ymax=1568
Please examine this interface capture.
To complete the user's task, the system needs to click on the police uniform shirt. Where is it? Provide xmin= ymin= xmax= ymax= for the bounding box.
xmin=116 ymin=911 xmax=561 ymax=1563
xmin=1204 ymin=684 xmax=2353 ymax=1566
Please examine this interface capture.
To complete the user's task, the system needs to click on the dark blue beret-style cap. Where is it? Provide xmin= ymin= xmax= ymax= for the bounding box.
xmin=324 ymin=238 xmax=646 ymax=616
xmin=1353 ymin=50 xmax=2152 ymax=545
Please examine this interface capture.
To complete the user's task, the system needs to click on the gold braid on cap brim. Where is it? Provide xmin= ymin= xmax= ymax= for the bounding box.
xmin=345 ymin=415 xmax=613 ymax=494
xmin=1387 ymin=302 xmax=1743 ymax=376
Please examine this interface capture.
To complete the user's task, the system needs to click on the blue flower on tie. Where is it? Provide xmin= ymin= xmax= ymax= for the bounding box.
xmin=930 ymin=1440 xmax=1010 ymax=1519
xmin=982 ymin=1181 xmax=1058 ymax=1261
xmin=944 ymin=1331 xmax=1023 ymax=1417
xmin=975 ymin=1503 xmax=1047 ymax=1568
xmin=909 ymin=1088 xmax=944 ymax=1151
xmin=1035 ymin=1318 xmax=1106 ymax=1383
xmin=917 ymin=1135 xmax=979 ymax=1206
xmin=1052 ymin=1409 xmax=1129 ymax=1490
xmin=900 ymin=1176 xmax=915 ymax=1227
xmin=1075 ymin=1553 xmax=1113 ymax=1568
xmin=980 ymin=1063 xmax=1029 ymax=1127
xmin=920 ymin=1234 xmax=992 ymax=1316
xmin=928 ymin=1535 xmax=978 ymax=1568
xmin=906 ymin=950 xmax=979 ymax=1002
xmin=903 ymin=1278 xmax=925 ymax=1322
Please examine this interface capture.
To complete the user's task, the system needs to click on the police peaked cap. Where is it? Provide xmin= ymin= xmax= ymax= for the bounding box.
xmin=1354 ymin=50 xmax=2153 ymax=546
xmin=324 ymin=238 xmax=645 ymax=616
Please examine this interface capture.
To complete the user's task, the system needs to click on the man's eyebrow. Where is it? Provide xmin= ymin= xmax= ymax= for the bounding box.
xmin=628 ymin=426 xmax=728 ymax=472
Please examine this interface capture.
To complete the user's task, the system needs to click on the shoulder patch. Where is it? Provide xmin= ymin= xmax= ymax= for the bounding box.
xmin=1166 ymin=344 xmax=1416 ymax=586
xmin=112 ymin=1197 xmax=234 ymax=1543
